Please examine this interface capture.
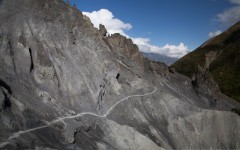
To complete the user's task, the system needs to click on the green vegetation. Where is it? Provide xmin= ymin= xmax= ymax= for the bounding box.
xmin=171 ymin=22 xmax=240 ymax=102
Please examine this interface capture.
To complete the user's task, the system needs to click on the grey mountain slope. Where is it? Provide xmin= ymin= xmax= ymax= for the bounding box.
xmin=0 ymin=0 xmax=239 ymax=149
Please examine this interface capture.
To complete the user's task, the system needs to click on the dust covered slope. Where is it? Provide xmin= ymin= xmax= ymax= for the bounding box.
xmin=0 ymin=0 xmax=239 ymax=149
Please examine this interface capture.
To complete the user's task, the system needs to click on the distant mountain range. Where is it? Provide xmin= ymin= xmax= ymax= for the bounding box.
xmin=141 ymin=52 xmax=178 ymax=65
xmin=172 ymin=21 xmax=240 ymax=102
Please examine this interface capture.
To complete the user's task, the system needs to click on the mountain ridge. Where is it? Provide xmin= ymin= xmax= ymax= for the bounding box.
xmin=0 ymin=0 xmax=239 ymax=149
xmin=172 ymin=21 xmax=240 ymax=102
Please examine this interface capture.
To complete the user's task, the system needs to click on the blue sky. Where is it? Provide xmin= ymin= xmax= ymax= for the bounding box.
xmin=68 ymin=0 xmax=240 ymax=58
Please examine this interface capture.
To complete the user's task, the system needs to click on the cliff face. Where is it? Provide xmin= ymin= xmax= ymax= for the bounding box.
xmin=0 ymin=0 xmax=239 ymax=149
xmin=172 ymin=22 xmax=240 ymax=102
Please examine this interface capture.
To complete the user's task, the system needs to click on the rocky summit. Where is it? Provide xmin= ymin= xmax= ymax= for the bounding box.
xmin=0 ymin=0 xmax=239 ymax=149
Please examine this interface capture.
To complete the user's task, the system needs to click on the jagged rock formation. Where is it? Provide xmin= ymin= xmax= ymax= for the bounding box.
xmin=0 ymin=0 xmax=239 ymax=149
xmin=172 ymin=22 xmax=240 ymax=102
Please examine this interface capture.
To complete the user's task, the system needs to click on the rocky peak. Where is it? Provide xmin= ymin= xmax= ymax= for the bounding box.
xmin=99 ymin=24 xmax=107 ymax=37
xmin=107 ymin=33 xmax=138 ymax=57
xmin=102 ymin=33 xmax=144 ymax=75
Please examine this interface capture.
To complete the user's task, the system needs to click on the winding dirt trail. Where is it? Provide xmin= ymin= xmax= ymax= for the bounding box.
xmin=0 ymin=87 xmax=157 ymax=148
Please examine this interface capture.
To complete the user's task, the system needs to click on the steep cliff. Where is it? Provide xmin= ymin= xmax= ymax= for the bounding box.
xmin=0 ymin=0 xmax=239 ymax=149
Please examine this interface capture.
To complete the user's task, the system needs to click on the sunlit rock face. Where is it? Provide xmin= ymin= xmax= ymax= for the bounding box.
xmin=0 ymin=0 xmax=239 ymax=149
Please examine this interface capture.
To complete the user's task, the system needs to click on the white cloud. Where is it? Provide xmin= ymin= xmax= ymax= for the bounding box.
xmin=229 ymin=0 xmax=240 ymax=4
xmin=83 ymin=9 xmax=189 ymax=58
xmin=216 ymin=0 xmax=240 ymax=26
xmin=82 ymin=9 xmax=132 ymax=36
xmin=208 ymin=30 xmax=222 ymax=38
xmin=132 ymin=38 xmax=189 ymax=58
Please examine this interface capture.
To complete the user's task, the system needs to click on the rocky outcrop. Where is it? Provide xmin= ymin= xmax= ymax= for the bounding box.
xmin=192 ymin=65 xmax=220 ymax=107
xmin=189 ymin=51 xmax=239 ymax=110
xmin=103 ymin=33 xmax=144 ymax=76
xmin=99 ymin=24 xmax=107 ymax=37
xmin=0 ymin=0 xmax=239 ymax=149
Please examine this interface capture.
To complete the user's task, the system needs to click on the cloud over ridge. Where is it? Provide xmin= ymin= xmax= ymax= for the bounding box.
xmin=83 ymin=9 xmax=189 ymax=58
xmin=132 ymin=38 xmax=188 ymax=58
xmin=83 ymin=9 xmax=132 ymax=36
xmin=208 ymin=30 xmax=222 ymax=38
xmin=216 ymin=0 xmax=240 ymax=26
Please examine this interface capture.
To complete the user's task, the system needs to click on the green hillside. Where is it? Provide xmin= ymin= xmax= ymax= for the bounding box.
xmin=172 ymin=22 xmax=240 ymax=102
